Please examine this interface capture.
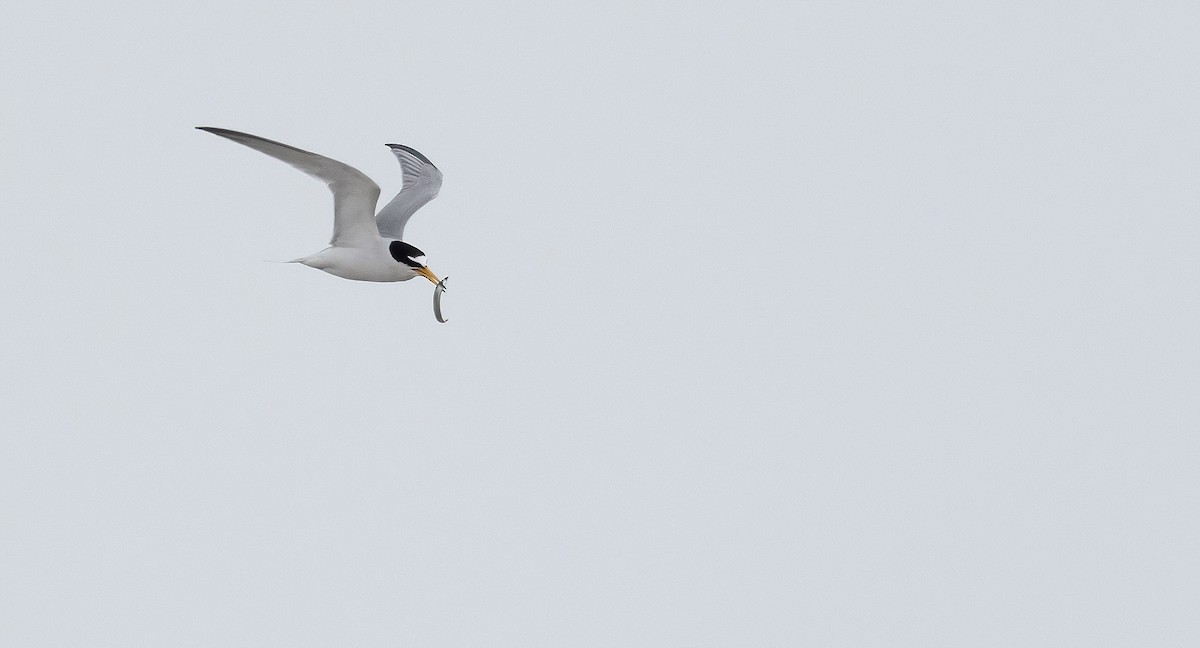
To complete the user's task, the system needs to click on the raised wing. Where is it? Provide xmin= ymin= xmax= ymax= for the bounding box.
xmin=376 ymin=144 xmax=443 ymax=240
xmin=197 ymin=127 xmax=382 ymax=248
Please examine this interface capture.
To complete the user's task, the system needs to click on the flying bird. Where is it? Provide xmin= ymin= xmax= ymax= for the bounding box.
xmin=197 ymin=126 xmax=444 ymax=286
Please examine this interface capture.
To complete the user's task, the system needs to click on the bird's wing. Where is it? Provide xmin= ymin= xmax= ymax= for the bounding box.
xmin=375 ymin=144 xmax=443 ymax=240
xmin=197 ymin=127 xmax=382 ymax=248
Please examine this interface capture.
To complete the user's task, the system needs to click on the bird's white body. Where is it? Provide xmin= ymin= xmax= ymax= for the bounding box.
xmin=197 ymin=126 xmax=444 ymax=287
xmin=295 ymin=242 xmax=422 ymax=283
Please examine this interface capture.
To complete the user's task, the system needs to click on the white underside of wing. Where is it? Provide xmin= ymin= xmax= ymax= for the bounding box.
xmin=198 ymin=127 xmax=383 ymax=248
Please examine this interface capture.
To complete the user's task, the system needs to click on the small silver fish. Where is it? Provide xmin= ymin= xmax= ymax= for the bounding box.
xmin=433 ymin=277 xmax=450 ymax=323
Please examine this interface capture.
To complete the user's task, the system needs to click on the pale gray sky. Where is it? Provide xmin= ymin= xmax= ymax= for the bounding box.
xmin=2 ymin=2 xmax=1199 ymax=646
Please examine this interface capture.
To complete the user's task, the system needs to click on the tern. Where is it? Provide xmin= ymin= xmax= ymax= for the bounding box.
xmin=197 ymin=126 xmax=443 ymax=286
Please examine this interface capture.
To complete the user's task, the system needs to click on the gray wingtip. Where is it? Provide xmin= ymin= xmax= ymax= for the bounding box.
xmin=194 ymin=127 xmax=318 ymax=157
xmin=386 ymin=143 xmax=438 ymax=169
xmin=196 ymin=126 xmax=239 ymax=138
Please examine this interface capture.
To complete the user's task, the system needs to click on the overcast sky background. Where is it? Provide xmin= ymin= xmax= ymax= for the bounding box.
xmin=2 ymin=2 xmax=1198 ymax=646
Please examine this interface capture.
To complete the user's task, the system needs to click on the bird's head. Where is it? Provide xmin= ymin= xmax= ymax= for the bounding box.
xmin=389 ymin=240 xmax=440 ymax=285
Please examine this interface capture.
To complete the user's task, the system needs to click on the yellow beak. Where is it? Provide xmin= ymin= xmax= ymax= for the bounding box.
xmin=416 ymin=266 xmax=440 ymax=285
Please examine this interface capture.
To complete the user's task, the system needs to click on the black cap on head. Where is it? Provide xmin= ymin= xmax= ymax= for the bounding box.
xmin=389 ymin=240 xmax=427 ymax=268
